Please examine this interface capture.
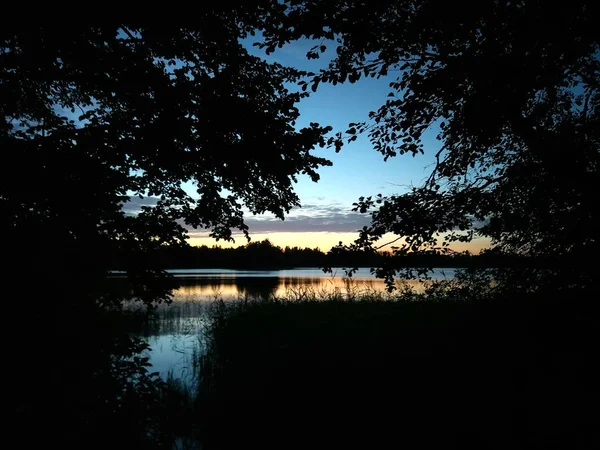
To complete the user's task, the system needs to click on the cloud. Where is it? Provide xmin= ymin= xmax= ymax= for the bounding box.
xmin=245 ymin=214 xmax=368 ymax=233
xmin=121 ymin=199 xmax=370 ymax=235
xmin=471 ymin=219 xmax=489 ymax=229
xmin=121 ymin=196 xmax=160 ymax=215
xmin=186 ymin=203 xmax=371 ymax=236
xmin=245 ymin=203 xmax=370 ymax=233
xmin=120 ymin=198 xmax=486 ymax=237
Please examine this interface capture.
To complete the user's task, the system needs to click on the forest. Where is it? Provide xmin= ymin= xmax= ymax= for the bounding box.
xmin=114 ymin=239 xmax=566 ymax=270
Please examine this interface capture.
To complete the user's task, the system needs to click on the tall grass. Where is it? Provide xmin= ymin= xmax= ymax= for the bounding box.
xmin=115 ymin=276 xmax=598 ymax=449
xmin=195 ymin=284 xmax=599 ymax=450
xmin=159 ymin=371 xmax=202 ymax=450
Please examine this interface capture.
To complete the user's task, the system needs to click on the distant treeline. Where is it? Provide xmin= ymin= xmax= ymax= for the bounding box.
xmin=110 ymin=239 xmax=560 ymax=270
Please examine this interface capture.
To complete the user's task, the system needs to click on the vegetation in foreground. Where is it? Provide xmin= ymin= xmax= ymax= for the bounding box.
xmin=5 ymin=3 xmax=597 ymax=447
xmin=196 ymin=283 xmax=599 ymax=450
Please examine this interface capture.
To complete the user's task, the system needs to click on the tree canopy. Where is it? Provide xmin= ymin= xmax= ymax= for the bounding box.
xmin=260 ymin=0 xmax=599 ymax=290
xmin=4 ymin=8 xmax=599 ymax=448
xmin=2 ymin=21 xmax=333 ymax=303
xmin=2 ymin=20 xmax=332 ymax=448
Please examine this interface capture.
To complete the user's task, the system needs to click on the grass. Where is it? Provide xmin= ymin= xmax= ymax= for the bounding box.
xmin=195 ymin=286 xmax=600 ymax=450
xmin=159 ymin=372 xmax=202 ymax=450
xmin=121 ymin=297 xmax=209 ymax=337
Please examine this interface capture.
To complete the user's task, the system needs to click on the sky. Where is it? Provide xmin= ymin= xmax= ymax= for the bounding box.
xmin=123 ymin=37 xmax=489 ymax=253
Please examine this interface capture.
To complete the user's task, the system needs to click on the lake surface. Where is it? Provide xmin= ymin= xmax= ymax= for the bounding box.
xmin=168 ymin=267 xmax=457 ymax=301
xmin=136 ymin=268 xmax=458 ymax=386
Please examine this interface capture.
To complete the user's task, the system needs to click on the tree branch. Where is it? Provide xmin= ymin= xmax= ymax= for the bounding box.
xmin=426 ymin=144 xmax=448 ymax=187
xmin=375 ymin=236 xmax=403 ymax=250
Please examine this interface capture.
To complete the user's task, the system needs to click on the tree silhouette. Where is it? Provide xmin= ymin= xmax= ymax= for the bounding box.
xmin=260 ymin=0 xmax=599 ymax=291
xmin=2 ymin=23 xmax=332 ymax=301
xmin=2 ymin=22 xmax=331 ymax=448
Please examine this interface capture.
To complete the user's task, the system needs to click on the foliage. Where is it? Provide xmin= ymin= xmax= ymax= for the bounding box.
xmin=197 ymin=293 xmax=600 ymax=449
xmin=2 ymin=21 xmax=331 ymax=448
xmin=260 ymin=0 xmax=600 ymax=290
xmin=2 ymin=22 xmax=332 ymax=305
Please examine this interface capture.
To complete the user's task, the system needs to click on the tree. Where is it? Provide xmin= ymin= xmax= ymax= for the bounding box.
xmin=2 ymin=19 xmax=332 ymax=448
xmin=2 ymin=21 xmax=332 ymax=299
xmin=260 ymin=0 xmax=599 ymax=291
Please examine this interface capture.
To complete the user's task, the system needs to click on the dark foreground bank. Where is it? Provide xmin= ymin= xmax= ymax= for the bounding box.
xmin=196 ymin=290 xmax=599 ymax=450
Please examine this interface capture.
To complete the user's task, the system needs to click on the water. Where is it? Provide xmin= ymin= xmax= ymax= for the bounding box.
xmin=168 ymin=267 xmax=457 ymax=301
xmin=135 ymin=268 xmax=458 ymax=387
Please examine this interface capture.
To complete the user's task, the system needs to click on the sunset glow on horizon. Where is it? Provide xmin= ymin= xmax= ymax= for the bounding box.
xmin=187 ymin=231 xmax=491 ymax=254
xmin=117 ymin=38 xmax=493 ymax=256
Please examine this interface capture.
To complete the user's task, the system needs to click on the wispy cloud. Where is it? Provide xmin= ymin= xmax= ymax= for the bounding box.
xmin=186 ymin=203 xmax=370 ymax=236
xmin=121 ymin=196 xmax=160 ymax=215
xmin=122 ymin=198 xmax=370 ymax=235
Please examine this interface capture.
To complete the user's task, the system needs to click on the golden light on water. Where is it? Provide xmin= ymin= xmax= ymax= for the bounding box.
xmin=170 ymin=272 xmax=438 ymax=302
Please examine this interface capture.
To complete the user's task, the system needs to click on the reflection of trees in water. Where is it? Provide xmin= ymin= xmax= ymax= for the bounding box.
xmin=127 ymin=274 xmax=439 ymax=339
xmin=279 ymin=276 xmax=324 ymax=289
xmin=174 ymin=276 xmax=281 ymax=300
xmin=235 ymin=277 xmax=280 ymax=299
xmin=126 ymin=274 xmax=434 ymax=306
xmin=279 ymin=276 xmax=388 ymax=292
xmin=171 ymin=275 xmax=398 ymax=300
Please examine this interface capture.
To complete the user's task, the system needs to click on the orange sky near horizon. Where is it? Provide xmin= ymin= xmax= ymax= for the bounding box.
xmin=187 ymin=231 xmax=491 ymax=254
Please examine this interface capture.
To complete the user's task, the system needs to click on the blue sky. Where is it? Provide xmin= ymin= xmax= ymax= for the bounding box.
xmin=119 ymin=36 xmax=488 ymax=253
xmin=185 ymin=37 xmax=476 ymax=251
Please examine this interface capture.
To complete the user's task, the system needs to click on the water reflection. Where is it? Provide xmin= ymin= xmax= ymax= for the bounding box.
xmin=174 ymin=276 xmax=282 ymax=300
xmin=145 ymin=333 xmax=203 ymax=386
xmin=130 ymin=268 xmax=457 ymax=385
xmin=169 ymin=267 xmax=457 ymax=301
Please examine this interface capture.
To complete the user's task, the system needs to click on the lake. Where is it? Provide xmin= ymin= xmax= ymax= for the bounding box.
xmin=134 ymin=268 xmax=458 ymax=386
xmin=167 ymin=267 xmax=457 ymax=301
